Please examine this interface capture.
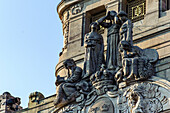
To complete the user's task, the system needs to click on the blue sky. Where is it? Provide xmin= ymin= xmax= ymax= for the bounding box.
xmin=0 ymin=0 xmax=63 ymax=108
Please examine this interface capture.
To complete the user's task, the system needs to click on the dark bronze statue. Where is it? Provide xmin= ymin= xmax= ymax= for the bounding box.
xmin=54 ymin=10 xmax=160 ymax=113
xmin=118 ymin=11 xmax=133 ymax=47
xmin=115 ymin=40 xmax=158 ymax=83
xmin=0 ymin=92 xmax=22 ymax=112
xmin=54 ymin=59 xmax=82 ymax=107
xmin=97 ymin=11 xmax=121 ymax=70
xmin=82 ymin=22 xmax=105 ymax=79
xmin=6 ymin=97 xmax=21 ymax=111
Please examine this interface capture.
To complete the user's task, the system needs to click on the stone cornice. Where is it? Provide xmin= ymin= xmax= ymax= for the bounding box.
xmin=57 ymin=0 xmax=83 ymax=20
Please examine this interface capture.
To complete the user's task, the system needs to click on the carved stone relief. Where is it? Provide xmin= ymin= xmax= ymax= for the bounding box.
xmin=60 ymin=3 xmax=83 ymax=51
xmin=117 ymin=82 xmax=169 ymax=113
xmin=62 ymin=11 xmax=70 ymax=49
xmin=71 ymin=4 xmax=83 ymax=15
xmin=89 ymin=97 xmax=114 ymax=113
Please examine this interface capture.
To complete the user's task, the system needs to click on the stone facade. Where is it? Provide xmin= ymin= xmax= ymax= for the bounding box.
xmin=15 ymin=92 xmax=56 ymax=113
xmin=7 ymin=0 xmax=169 ymax=113
xmin=56 ymin=0 xmax=170 ymax=82
xmin=54 ymin=0 xmax=170 ymax=113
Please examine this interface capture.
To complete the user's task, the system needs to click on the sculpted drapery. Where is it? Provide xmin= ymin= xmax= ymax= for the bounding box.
xmin=97 ymin=11 xmax=121 ymax=70
xmin=54 ymin=10 xmax=165 ymax=113
xmin=82 ymin=22 xmax=104 ymax=79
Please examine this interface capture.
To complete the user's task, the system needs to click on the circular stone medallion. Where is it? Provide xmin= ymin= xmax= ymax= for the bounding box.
xmin=89 ymin=97 xmax=114 ymax=113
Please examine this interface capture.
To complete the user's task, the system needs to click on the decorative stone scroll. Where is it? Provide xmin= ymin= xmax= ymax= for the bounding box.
xmin=54 ymin=10 xmax=170 ymax=113
xmin=71 ymin=4 xmax=83 ymax=15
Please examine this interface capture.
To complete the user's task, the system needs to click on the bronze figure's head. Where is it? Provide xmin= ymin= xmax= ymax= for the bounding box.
xmin=63 ymin=58 xmax=76 ymax=69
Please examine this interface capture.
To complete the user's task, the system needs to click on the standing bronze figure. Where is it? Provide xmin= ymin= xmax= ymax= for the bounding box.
xmin=118 ymin=11 xmax=133 ymax=47
xmin=97 ymin=11 xmax=121 ymax=70
xmin=82 ymin=22 xmax=104 ymax=79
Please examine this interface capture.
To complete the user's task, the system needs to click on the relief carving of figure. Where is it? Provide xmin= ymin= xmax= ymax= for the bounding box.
xmin=54 ymin=59 xmax=82 ymax=107
xmin=97 ymin=11 xmax=121 ymax=70
xmin=82 ymin=22 xmax=105 ymax=80
xmin=117 ymin=83 xmax=167 ymax=113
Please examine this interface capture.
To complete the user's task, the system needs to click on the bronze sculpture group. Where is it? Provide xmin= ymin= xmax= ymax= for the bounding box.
xmin=54 ymin=11 xmax=159 ymax=113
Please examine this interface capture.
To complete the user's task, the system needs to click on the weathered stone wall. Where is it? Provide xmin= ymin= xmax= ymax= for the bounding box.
xmin=132 ymin=0 xmax=170 ymax=81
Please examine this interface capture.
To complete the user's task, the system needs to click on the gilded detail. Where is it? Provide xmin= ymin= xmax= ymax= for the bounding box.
xmin=132 ymin=3 xmax=145 ymax=19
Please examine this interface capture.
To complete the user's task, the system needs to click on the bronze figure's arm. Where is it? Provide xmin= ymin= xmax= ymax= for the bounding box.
xmin=66 ymin=67 xmax=82 ymax=83
xmin=97 ymin=15 xmax=112 ymax=28
xmin=126 ymin=20 xmax=133 ymax=45
xmin=55 ymin=75 xmax=65 ymax=86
